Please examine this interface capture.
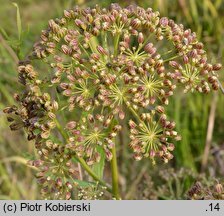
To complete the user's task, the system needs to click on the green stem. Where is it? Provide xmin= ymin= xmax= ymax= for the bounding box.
xmin=88 ymin=36 xmax=99 ymax=54
xmin=76 ymin=157 xmax=112 ymax=193
xmin=163 ymin=55 xmax=179 ymax=63
xmin=54 ymin=119 xmax=112 ymax=193
xmin=139 ymin=33 xmax=154 ymax=50
xmin=124 ymin=100 xmax=151 ymax=138
xmin=111 ymin=145 xmax=121 ymax=199
xmin=114 ymin=34 xmax=120 ymax=56
xmin=161 ymin=49 xmax=174 ymax=56
xmin=124 ymin=99 xmax=145 ymax=125
xmin=55 ymin=119 xmax=68 ymax=141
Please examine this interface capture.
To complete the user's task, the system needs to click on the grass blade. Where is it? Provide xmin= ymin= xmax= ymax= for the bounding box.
xmin=12 ymin=2 xmax=22 ymax=41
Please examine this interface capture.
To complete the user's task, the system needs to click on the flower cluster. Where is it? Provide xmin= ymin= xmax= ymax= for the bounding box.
xmin=128 ymin=109 xmax=179 ymax=163
xmin=66 ymin=114 xmax=121 ymax=165
xmin=77 ymin=183 xmax=106 ymax=200
xmin=28 ymin=150 xmax=78 ymax=200
xmin=187 ymin=181 xmax=224 ymax=200
xmin=4 ymin=3 xmax=222 ymax=198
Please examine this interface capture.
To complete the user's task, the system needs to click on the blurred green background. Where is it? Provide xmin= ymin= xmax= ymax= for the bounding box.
xmin=0 ymin=0 xmax=223 ymax=199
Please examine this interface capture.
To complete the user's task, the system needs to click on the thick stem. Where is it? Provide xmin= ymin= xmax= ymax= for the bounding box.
xmin=111 ymin=145 xmax=121 ymax=199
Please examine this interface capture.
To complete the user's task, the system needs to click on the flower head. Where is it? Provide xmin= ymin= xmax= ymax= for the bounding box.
xmin=66 ymin=114 xmax=121 ymax=164
xmin=129 ymin=109 xmax=179 ymax=164
xmin=4 ymin=4 xmax=222 ymax=193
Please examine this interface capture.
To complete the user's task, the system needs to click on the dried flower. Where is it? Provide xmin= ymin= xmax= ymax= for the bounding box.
xmin=187 ymin=181 xmax=224 ymax=200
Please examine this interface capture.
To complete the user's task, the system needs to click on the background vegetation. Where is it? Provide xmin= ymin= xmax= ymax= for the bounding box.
xmin=0 ymin=0 xmax=223 ymax=199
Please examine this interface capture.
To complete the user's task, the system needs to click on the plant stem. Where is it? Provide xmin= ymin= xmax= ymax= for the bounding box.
xmin=111 ymin=145 xmax=121 ymax=199
xmin=114 ymin=34 xmax=120 ymax=56
xmin=163 ymin=55 xmax=179 ymax=63
xmin=76 ymin=157 xmax=112 ymax=193
xmin=55 ymin=119 xmax=68 ymax=141
xmin=217 ymin=79 xmax=224 ymax=94
xmin=201 ymin=92 xmax=217 ymax=172
xmin=124 ymin=99 xmax=147 ymax=127
xmin=0 ymin=33 xmax=19 ymax=63
xmin=54 ymin=118 xmax=112 ymax=193
xmin=88 ymin=36 xmax=99 ymax=54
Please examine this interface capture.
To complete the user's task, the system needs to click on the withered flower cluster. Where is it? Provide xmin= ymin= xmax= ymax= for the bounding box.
xmin=188 ymin=181 xmax=224 ymax=200
xmin=3 ymin=3 xmax=222 ymax=198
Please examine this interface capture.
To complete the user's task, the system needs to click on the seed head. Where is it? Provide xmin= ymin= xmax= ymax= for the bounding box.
xmin=4 ymin=4 xmax=223 ymax=199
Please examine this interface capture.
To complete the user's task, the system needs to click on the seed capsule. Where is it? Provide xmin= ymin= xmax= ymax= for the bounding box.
xmin=64 ymin=10 xmax=72 ymax=18
xmin=215 ymin=183 xmax=223 ymax=194
xmin=138 ymin=32 xmax=144 ymax=44
xmin=131 ymin=18 xmax=141 ymax=29
xmin=97 ymin=45 xmax=108 ymax=55
xmin=61 ymin=45 xmax=72 ymax=55
xmin=213 ymin=63 xmax=222 ymax=71
xmin=144 ymin=43 xmax=156 ymax=54
xmin=156 ymin=106 xmax=165 ymax=113
xmin=160 ymin=17 xmax=169 ymax=27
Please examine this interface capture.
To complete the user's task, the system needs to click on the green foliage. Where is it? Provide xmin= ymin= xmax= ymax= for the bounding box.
xmin=92 ymin=147 xmax=106 ymax=179
xmin=12 ymin=3 xmax=22 ymax=41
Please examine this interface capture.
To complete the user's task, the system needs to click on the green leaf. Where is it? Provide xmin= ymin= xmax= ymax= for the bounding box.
xmin=0 ymin=195 xmax=11 ymax=200
xmin=189 ymin=0 xmax=199 ymax=25
xmin=5 ymin=39 xmax=21 ymax=49
xmin=0 ymin=27 xmax=9 ymax=40
xmin=12 ymin=2 xmax=22 ymax=41
xmin=73 ymin=179 xmax=95 ymax=188
xmin=92 ymin=146 xmax=106 ymax=179
xmin=89 ymin=36 xmax=99 ymax=54
xmin=59 ymin=173 xmax=96 ymax=188
xmin=22 ymin=152 xmax=35 ymax=161
xmin=80 ymin=111 xmax=90 ymax=118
